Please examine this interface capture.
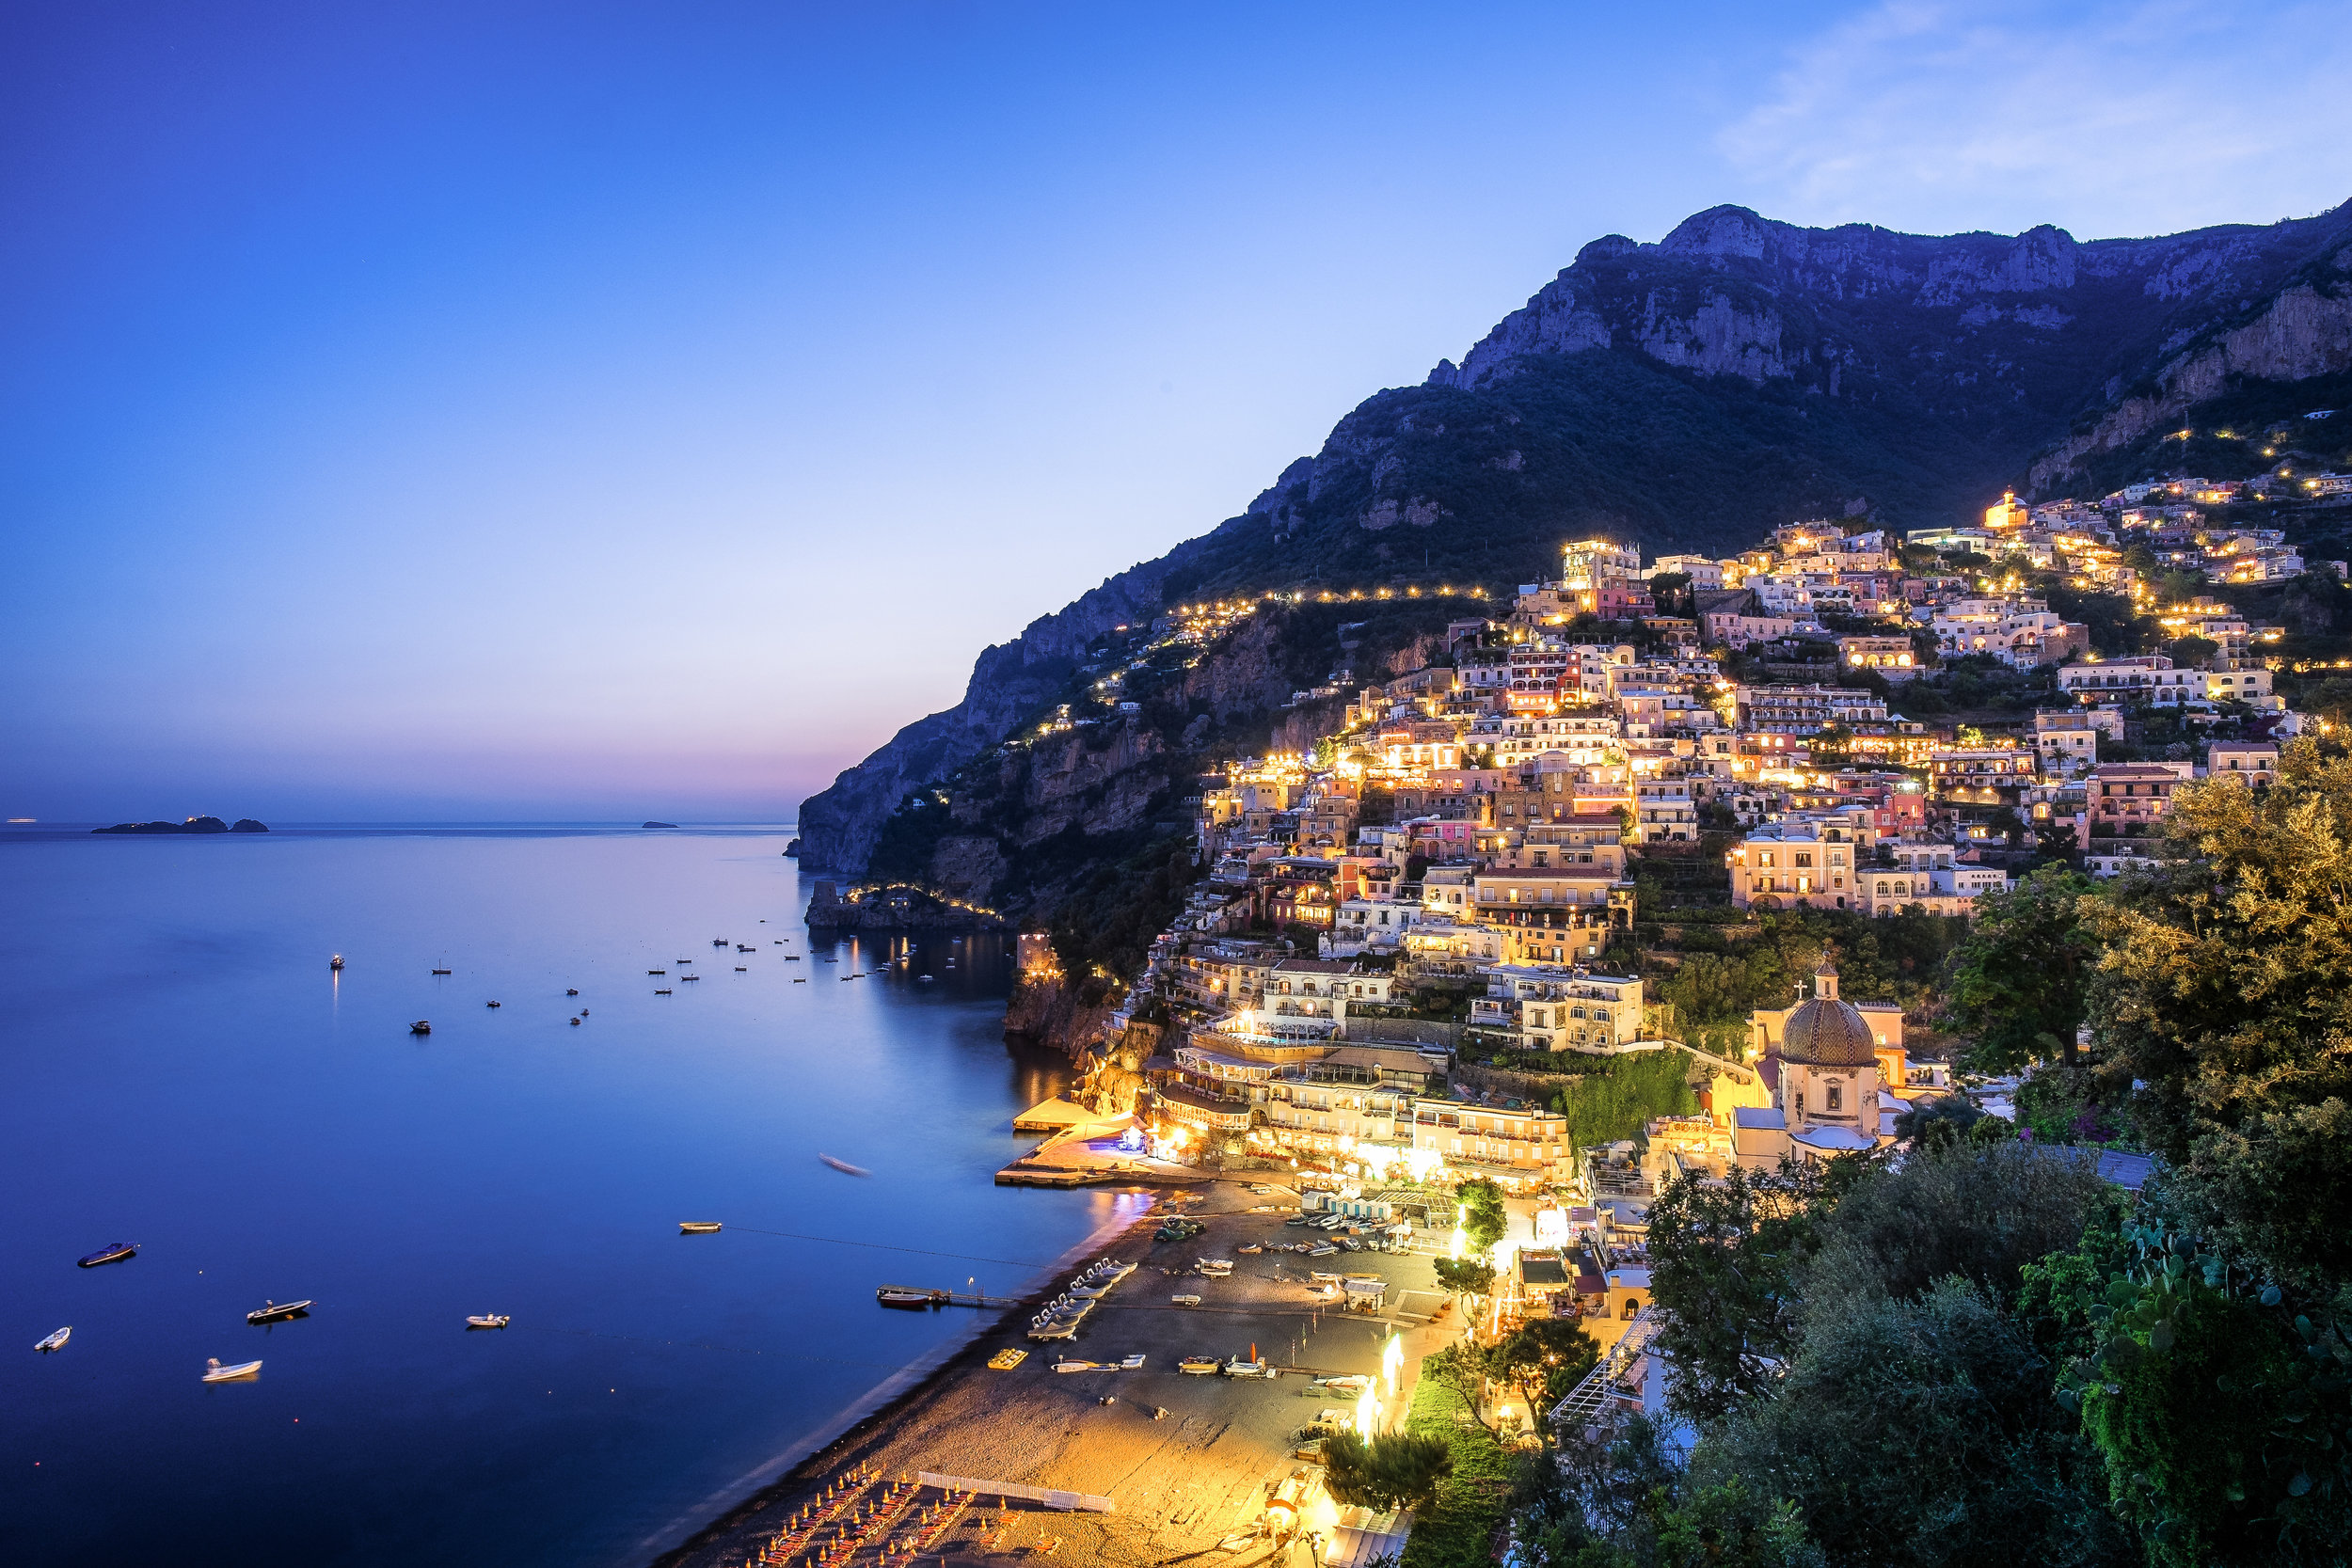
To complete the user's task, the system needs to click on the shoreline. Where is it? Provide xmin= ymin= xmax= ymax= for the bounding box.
xmin=644 ymin=1189 xmax=1184 ymax=1567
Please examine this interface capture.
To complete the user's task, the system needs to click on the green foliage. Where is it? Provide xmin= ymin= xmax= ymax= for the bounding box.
xmin=1513 ymin=1418 xmax=1823 ymax=1568
xmin=1645 ymin=1160 xmax=1836 ymax=1422
xmin=1945 ymin=865 xmax=2103 ymax=1073
xmin=1699 ymin=1278 xmax=2127 ymax=1568
xmin=1457 ymin=1177 xmax=1509 ymax=1252
xmin=1032 ymin=832 xmax=1197 ymax=992
xmin=1486 ymin=1316 xmax=1600 ymax=1424
xmin=2085 ymin=738 xmax=2352 ymax=1293
xmin=1324 ymin=1429 xmax=1457 ymax=1513
xmin=1399 ymin=1367 xmax=1515 ymax=1568
xmin=1432 ymin=1257 xmax=1495 ymax=1302
xmin=1550 ymin=1050 xmax=1701 ymax=1151
xmin=2057 ymin=1218 xmax=2352 ymax=1567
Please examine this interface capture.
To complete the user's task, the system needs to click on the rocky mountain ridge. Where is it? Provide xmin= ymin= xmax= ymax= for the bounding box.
xmin=798 ymin=199 xmax=2352 ymax=874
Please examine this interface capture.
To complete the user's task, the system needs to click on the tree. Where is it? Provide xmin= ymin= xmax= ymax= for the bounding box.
xmin=1489 ymin=1317 xmax=1601 ymax=1430
xmin=1322 ymin=1430 xmax=1454 ymax=1513
xmin=1433 ymin=1256 xmax=1495 ymax=1307
xmin=1645 ymin=1162 xmax=1828 ymax=1423
xmin=1945 ymin=865 xmax=2102 ymax=1074
xmin=1422 ymin=1340 xmax=1502 ymax=1433
xmin=1456 ymin=1177 xmax=1509 ymax=1253
xmin=1890 ymin=1092 xmax=1983 ymax=1148
xmin=2084 ymin=738 xmax=2352 ymax=1293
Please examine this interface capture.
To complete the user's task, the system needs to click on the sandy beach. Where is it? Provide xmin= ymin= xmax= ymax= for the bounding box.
xmin=651 ymin=1180 xmax=1462 ymax=1568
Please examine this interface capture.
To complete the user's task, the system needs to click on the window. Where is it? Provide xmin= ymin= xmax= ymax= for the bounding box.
xmin=1826 ymin=1083 xmax=1842 ymax=1112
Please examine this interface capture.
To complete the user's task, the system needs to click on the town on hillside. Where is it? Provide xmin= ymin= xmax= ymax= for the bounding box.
xmin=1009 ymin=463 xmax=2348 ymax=1227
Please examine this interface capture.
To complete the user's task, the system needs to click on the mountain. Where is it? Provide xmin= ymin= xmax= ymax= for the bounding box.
xmin=796 ymin=199 xmax=2352 ymax=873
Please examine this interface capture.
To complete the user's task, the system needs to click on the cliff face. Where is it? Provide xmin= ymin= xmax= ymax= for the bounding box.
xmin=799 ymin=200 xmax=2352 ymax=873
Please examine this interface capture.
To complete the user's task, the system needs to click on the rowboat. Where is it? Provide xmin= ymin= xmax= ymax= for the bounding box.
xmin=466 ymin=1314 xmax=509 ymax=1329
xmin=1053 ymin=1358 xmax=1104 ymax=1372
xmin=987 ymin=1348 xmax=1027 ymax=1370
xmin=36 ymin=1326 xmax=70 ymax=1353
xmin=678 ymin=1221 xmax=722 ymax=1234
xmin=202 ymin=1357 xmax=262 ymax=1383
xmin=1178 ymin=1355 xmax=1221 ymax=1374
xmin=77 ymin=1242 xmax=137 ymax=1268
xmin=246 ymin=1299 xmax=312 ymax=1324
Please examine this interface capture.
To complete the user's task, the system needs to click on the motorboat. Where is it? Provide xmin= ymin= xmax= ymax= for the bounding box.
xmin=410 ymin=1020 xmax=432 ymax=1034
xmin=734 ymin=966 xmax=747 ymax=972
xmin=1195 ymin=1259 xmax=1233 ymax=1276
xmin=566 ymin=989 xmax=580 ymax=996
xmin=77 ymin=1242 xmax=137 ymax=1267
xmin=654 ymin=988 xmax=672 ymax=995
xmin=485 ymin=1000 xmax=501 ymax=1008
xmin=647 ymin=969 xmax=665 ymax=975
xmin=1120 ymin=1354 xmax=1146 ymax=1369
xmin=712 ymin=939 xmax=728 ymax=946
xmin=1170 ymin=1293 xmax=1202 ymax=1307
xmin=329 ymin=955 xmax=343 ymax=971
xmin=681 ymin=974 xmax=701 ymax=981
xmin=678 ymin=1221 xmax=723 ymax=1234
xmin=1053 ymin=1358 xmax=1104 ymax=1372
xmin=466 ymin=1314 xmax=509 ymax=1329
xmin=1178 ymin=1354 xmax=1221 ymax=1374
xmin=987 ymin=1348 xmax=1027 ymax=1370
xmin=917 ymin=974 xmax=934 ymax=984
xmin=431 ymin=967 xmax=452 ymax=975
xmin=202 ymin=1357 xmax=262 ymax=1382
xmin=1222 ymin=1357 xmax=1269 ymax=1378
xmin=36 ymin=1326 xmax=70 ymax=1353
xmin=1237 ymin=1243 xmax=1264 ymax=1254
xmin=819 ymin=1154 xmax=872 ymax=1177
xmin=877 ymin=1287 xmax=940 ymax=1309
xmin=246 ymin=1299 xmax=312 ymax=1324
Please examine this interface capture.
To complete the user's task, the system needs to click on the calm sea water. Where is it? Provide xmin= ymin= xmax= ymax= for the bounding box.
xmin=0 ymin=826 xmax=1126 ymax=1567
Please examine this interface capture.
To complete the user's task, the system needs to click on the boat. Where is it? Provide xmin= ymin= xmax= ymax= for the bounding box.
xmin=566 ymin=989 xmax=580 ymax=996
xmin=734 ymin=966 xmax=747 ymax=972
xmin=466 ymin=1314 xmax=509 ymax=1329
xmin=987 ymin=1348 xmax=1028 ymax=1370
xmin=1053 ymin=1358 xmax=1104 ymax=1372
xmin=1312 ymin=1374 xmax=1372 ymax=1393
xmin=568 ymin=1018 xmax=580 ymax=1026
xmin=1222 ymin=1357 xmax=1268 ymax=1377
xmin=916 ymin=974 xmax=934 ymax=984
xmin=329 ymin=954 xmax=344 ymax=970
xmin=246 ymin=1299 xmax=312 ymax=1324
xmin=1178 ymin=1354 xmax=1221 ymax=1374
xmin=77 ymin=1242 xmax=137 ymax=1267
xmin=678 ymin=1221 xmax=723 ymax=1234
xmin=648 ymin=969 xmax=665 ymax=975
xmin=713 ymin=939 xmax=728 ymax=946
xmin=431 ymin=967 xmax=452 ymax=975
xmin=819 ymin=1154 xmax=872 ymax=1177
xmin=877 ymin=1287 xmax=941 ymax=1310
xmin=654 ymin=988 xmax=672 ymax=995
xmin=485 ymin=1000 xmax=501 ymax=1008
xmin=1120 ymin=1354 xmax=1147 ymax=1369
xmin=1170 ymin=1293 xmax=1202 ymax=1307
xmin=738 ymin=944 xmax=755 ymax=953
xmin=202 ymin=1357 xmax=262 ymax=1383
xmin=1238 ymin=1243 xmax=1264 ymax=1254
xmin=793 ymin=978 xmax=805 ymax=983
xmin=36 ymin=1326 xmax=70 ymax=1353
xmin=681 ymin=974 xmax=701 ymax=981
xmin=785 ymin=955 xmax=802 ymax=961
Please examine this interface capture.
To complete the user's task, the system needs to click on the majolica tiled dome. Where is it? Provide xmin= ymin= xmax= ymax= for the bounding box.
xmin=1781 ymin=995 xmax=1878 ymax=1068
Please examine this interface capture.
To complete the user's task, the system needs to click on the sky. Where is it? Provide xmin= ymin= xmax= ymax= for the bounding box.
xmin=3 ymin=1 xmax=2347 ymax=823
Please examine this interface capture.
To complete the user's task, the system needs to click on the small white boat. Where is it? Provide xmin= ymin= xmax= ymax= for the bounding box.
xmin=1120 ymin=1354 xmax=1146 ymax=1369
xmin=818 ymin=1153 xmax=872 ymax=1178
xmin=1170 ymin=1293 xmax=1202 ymax=1307
xmin=202 ymin=1356 xmax=262 ymax=1383
xmin=329 ymin=954 xmax=344 ymax=971
xmin=246 ymin=1299 xmax=312 ymax=1324
xmin=36 ymin=1326 xmax=70 ymax=1354
xmin=1053 ymin=1358 xmax=1104 ymax=1372
xmin=678 ymin=1221 xmax=723 ymax=1234
xmin=1222 ymin=1357 xmax=1268 ymax=1378
xmin=466 ymin=1314 xmax=510 ymax=1329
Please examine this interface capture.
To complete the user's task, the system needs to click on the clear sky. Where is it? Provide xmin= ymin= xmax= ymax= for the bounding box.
xmin=4 ymin=1 xmax=2346 ymax=822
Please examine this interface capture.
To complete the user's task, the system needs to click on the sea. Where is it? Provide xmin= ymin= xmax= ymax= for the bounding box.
xmin=0 ymin=824 xmax=1137 ymax=1567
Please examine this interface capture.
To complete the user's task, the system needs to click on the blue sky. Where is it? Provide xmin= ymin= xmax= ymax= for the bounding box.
xmin=4 ymin=1 xmax=2347 ymax=821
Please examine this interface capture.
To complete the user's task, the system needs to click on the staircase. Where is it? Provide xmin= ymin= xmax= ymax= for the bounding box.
xmin=1549 ymin=1307 xmax=1661 ymax=1431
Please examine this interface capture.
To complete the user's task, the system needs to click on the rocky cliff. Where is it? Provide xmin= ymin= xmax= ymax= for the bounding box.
xmin=800 ymin=199 xmax=2352 ymax=875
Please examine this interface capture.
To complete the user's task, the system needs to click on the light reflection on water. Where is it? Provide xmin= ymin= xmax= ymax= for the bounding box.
xmin=0 ymin=827 xmax=1114 ymax=1567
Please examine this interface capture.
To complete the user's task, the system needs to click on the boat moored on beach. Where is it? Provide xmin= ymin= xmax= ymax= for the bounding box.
xmin=1178 ymin=1355 xmax=1221 ymax=1374
xmin=77 ymin=1242 xmax=137 ymax=1267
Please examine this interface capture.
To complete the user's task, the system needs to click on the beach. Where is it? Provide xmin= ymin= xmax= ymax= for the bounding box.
xmin=651 ymin=1180 xmax=1463 ymax=1567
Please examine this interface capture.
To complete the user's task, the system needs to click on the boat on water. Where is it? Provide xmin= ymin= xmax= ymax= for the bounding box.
xmin=410 ymin=1020 xmax=432 ymax=1034
xmin=569 ymin=1017 xmax=580 ymax=1026
xmin=678 ymin=1221 xmax=722 ymax=1234
xmin=647 ymin=969 xmax=665 ymax=974
xmin=485 ymin=1000 xmax=501 ymax=1008
xmin=36 ymin=1326 xmax=71 ymax=1353
xmin=329 ymin=954 xmax=343 ymax=971
xmin=987 ymin=1348 xmax=1027 ymax=1370
xmin=818 ymin=1153 xmax=871 ymax=1177
xmin=246 ymin=1299 xmax=312 ymax=1324
xmin=77 ymin=1242 xmax=137 ymax=1267
xmin=466 ymin=1314 xmax=509 ymax=1329
xmin=431 ymin=966 xmax=452 ymax=975
xmin=681 ymin=974 xmax=701 ymax=981
xmin=877 ymin=1287 xmax=942 ymax=1310
xmin=734 ymin=966 xmax=747 ymax=972
xmin=712 ymin=939 xmax=727 ymax=946
xmin=566 ymin=989 xmax=580 ymax=996
xmin=202 ymin=1357 xmax=262 ymax=1383
xmin=654 ymin=988 xmax=673 ymax=995
xmin=917 ymin=974 xmax=935 ymax=984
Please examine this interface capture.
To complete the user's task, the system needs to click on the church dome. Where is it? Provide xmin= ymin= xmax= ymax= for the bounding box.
xmin=1781 ymin=996 xmax=1878 ymax=1068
